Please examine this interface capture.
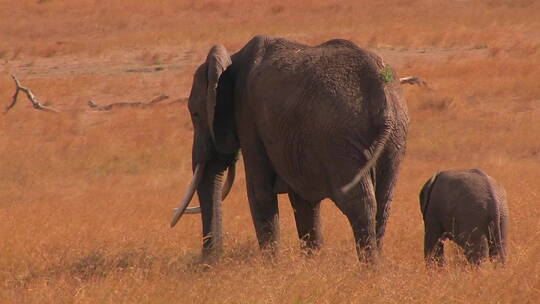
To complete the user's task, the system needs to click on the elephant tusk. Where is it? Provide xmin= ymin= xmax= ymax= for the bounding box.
xmin=174 ymin=207 xmax=201 ymax=214
xmin=181 ymin=164 xmax=236 ymax=215
xmin=170 ymin=163 xmax=206 ymax=227
xmin=221 ymin=163 xmax=236 ymax=201
xmin=184 ymin=206 xmax=201 ymax=214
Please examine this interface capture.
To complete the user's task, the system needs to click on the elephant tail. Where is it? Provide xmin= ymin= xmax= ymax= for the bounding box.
xmin=340 ymin=122 xmax=391 ymax=194
xmin=340 ymin=56 xmax=397 ymax=195
xmin=340 ymin=83 xmax=393 ymax=195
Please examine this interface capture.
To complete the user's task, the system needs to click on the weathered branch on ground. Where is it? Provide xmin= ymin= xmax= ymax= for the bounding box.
xmin=6 ymin=75 xmax=59 ymax=113
xmin=87 ymin=95 xmax=184 ymax=111
xmin=400 ymin=76 xmax=428 ymax=87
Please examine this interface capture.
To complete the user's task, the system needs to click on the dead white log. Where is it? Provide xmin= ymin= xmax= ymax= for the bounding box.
xmin=87 ymin=94 xmax=173 ymax=111
xmin=400 ymin=76 xmax=428 ymax=87
xmin=6 ymin=75 xmax=59 ymax=113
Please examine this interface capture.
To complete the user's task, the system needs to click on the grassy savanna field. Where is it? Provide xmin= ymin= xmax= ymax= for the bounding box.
xmin=1 ymin=0 xmax=540 ymax=302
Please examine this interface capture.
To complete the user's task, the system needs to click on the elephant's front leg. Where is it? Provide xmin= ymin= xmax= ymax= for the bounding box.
xmin=242 ymin=142 xmax=280 ymax=256
xmin=288 ymin=191 xmax=322 ymax=254
xmin=246 ymin=182 xmax=279 ymax=255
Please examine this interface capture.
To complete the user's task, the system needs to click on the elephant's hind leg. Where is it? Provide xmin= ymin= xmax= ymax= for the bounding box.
xmin=241 ymin=138 xmax=280 ymax=256
xmin=245 ymin=175 xmax=279 ymax=256
xmin=288 ymin=191 xmax=322 ymax=254
xmin=461 ymin=230 xmax=489 ymax=265
xmin=374 ymin=168 xmax=396 ymax=250
xmin=488 ymin=220 xmax=507 ymax=264
xmin=375 ymin=148 xmax=404 ymax=251
xmin=335 ymin=179 xmax=377 ymax=263
xmin=488 ymin=223 xmax=499 ymax=261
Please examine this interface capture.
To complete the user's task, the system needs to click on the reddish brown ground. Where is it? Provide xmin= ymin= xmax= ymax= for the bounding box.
xmin=1 ymin=1 xmax=539 ymax=303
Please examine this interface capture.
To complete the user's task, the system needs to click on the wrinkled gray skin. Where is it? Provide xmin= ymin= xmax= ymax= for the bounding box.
xmin=178 ymin=35 xmax=408 ymax=261
xmin=419 ymin=169 xmax=508 ymax=266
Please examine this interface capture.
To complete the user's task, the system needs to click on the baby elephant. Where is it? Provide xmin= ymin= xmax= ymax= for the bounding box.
xmin=419 ymin=169 xmax=508 ymax=266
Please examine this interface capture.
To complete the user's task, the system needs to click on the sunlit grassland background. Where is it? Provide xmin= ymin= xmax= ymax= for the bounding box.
xmin=1 ymin=0 xmax=539 ymax=303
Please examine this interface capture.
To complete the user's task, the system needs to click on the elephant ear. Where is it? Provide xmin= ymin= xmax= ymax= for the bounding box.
xmin=419 ymin=173 xmax=439 ymax=218
xmin=205 ymin=45 xmax=238 ymax=154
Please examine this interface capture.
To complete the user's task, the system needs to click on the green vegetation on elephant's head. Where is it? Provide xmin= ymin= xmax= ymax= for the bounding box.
xmin=379 ymin=65 xmax=394 ymax=83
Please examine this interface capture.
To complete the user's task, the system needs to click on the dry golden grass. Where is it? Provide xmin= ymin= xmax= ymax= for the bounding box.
xmin=1 ymin=0 xmax=539 ymax=303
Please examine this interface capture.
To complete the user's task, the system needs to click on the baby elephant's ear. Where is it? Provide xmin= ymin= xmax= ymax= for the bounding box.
xmin=419 ymin=173 xmax=439 ymax=217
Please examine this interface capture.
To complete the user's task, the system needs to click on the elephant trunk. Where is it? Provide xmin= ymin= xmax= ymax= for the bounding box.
xmin=197 ymin=160 xmax=228 ymax=256
xmin=169 ymin=159 xmax=226 ymax=255
xmin=185 ymin=163 xmax=235 ymax=214
xmin=221 ymin=163 xmax=236 ymax=200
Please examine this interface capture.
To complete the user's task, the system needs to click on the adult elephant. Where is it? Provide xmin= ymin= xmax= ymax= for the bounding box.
xmin=171 ymin=35 xmax=408 ymax=262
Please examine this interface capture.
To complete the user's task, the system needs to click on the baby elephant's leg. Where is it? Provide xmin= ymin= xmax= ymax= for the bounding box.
xmin=424 ymin=223 xmax=445 ymax=266
xmin=460 ymin=229 xmax=489 ymax=265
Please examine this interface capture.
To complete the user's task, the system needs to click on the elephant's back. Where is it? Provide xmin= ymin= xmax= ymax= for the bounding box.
xmin=261 ymin=38 xmax=391 ymax=102
xmin=430 ymin=169 xmax=496 ymax=226
xmin=252 ymin=38 xmax=398 ymax=135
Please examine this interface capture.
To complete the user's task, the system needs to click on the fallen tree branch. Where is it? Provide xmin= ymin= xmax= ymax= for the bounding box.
xmin=88 ymin=94 xmax=175 ymax=111
xmin=400 ymin=76 xmax=428 ymax=87
xmin=6 ymin=75 xmax=59 ymax=113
